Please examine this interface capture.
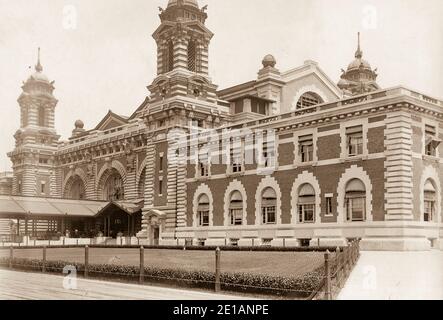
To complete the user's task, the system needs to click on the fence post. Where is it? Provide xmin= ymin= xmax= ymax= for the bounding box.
xmin=84 ymin=245 xmax=89 ymax=278
xmin=324 ymin=250 xmax=332 ymax=300
xmin=9 ymin=246 xmax=13 ymax=269
xmin=335 ymin=247 xmax=341 ymax=288
xmin=139 ymin=246 xmax=144 ymax=284
xmin=215 ymin=247 xmax=221 ymax=292
xmin=42 ymin=246 xmax=47 ymax=273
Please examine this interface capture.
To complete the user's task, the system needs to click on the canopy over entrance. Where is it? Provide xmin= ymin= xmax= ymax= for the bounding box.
xmin=95 ymin=200 xmax=144 ymax=238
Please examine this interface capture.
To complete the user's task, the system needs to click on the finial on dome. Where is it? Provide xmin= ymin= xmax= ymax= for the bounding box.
xmin=355 ymin=32 xmax=363 ymax=59
xmin=35 ymin=47 xmax=43 ymax=73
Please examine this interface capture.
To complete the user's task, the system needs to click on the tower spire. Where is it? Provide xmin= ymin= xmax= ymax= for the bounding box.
xmin=355 ymin=32 xmax=363 ymax=59
xmin=35 ymin=47 xmax=43 ymax=73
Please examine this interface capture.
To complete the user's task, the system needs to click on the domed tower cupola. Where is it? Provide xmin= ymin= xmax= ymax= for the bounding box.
xmin=154 ymin=0 xmax=212 ymax=76
xmin=21 ymin=48 xmax=56 ymax=98
xmin=338 ymin=33 xmax=380 ymax=96
xmin=149 ymin=0 xmax=217 ymax=103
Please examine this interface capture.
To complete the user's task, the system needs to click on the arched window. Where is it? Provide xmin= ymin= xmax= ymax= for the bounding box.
xmin=345 ymin=179 xmax=366 ymax=222
xmin=68 ymin=177 xmax=85 ymax=200
xmin=424 ymin=180 xmax=436 ymax=222
xmin=298 ymin=184 xmax=315 ymax=223
xmin=188 ymin=40 xmax=197 ymax=72
xmin=229 ymin=191 xmax=243 ymax=226
xmin=296 ymin=92 xmax=324 ymax=109
xmin=197 ymin=194 xmax=210 ymax=227
xmin=38 ymin=106 xmax=46 ymax=127
xmin=138 ymin=168 xmax=146 ymax=199
xmin=262 ymin=187 xmax=276 ymax=224
xmin=103 ymin=170 xmax=124 ymax=201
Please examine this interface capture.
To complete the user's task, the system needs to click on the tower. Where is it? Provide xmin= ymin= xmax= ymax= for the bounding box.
xmin=8 ymin=49 xmax=60 ymax=197
xmin=148 ymin=0 xmax=220 ymax=110
xmin=338 ymin=33 xmax=380 ymax=96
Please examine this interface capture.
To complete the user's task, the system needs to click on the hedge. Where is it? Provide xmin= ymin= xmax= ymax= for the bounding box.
xmin=0 ymin=257 xmax=324 ymax=298
xmin=0 ymin=244 xmax=339 ymax=252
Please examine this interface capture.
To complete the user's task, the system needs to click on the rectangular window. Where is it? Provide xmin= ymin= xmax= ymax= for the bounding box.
xmin=198 ymin=151 xmax=209 ymax=177
xmin=18 ymin=181 xmax=22 ymax=194
xmin=346 ymin=126 xmax=364 ymax=157
xmin=230 ymin=209 xmax=243 ymax=226
xmin=230 ymin=140 xmax=243 ymax=173
xmin=346 ymin=197 xmax=366 ymax=222
xmin=424 ymin=200 xmax=435 ymax=222
xmin=326 ymin=196 xmax=333 ymax=216
xmin=298 ymin=204 xmax=315 ymax=223
xmin=198 ymin=211 xmax=209 ymax=227
xmin=159 ymin=156 xmax=164 ymax=172
xmin=262 ymin=142 xmax=275 ymax=167
xmin=299 ymin=135 xmax=314 ymax=163
xmin=40 ymin=182 xmax=46 ymax=194
xmin=425 ymin=125 xmax=437 ymax=156
xmin=158 ymin=178 xmax=163 ymax=195
xmin=262 ymin=206 xmax=276 ymax=224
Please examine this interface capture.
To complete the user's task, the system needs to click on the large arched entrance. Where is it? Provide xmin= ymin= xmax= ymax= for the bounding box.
xmin=99 ymin=169 xmax=125 ymax=201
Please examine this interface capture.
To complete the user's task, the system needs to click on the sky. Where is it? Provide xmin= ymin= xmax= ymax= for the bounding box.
xmin=0 ymin=0 xmax=442 ymax=171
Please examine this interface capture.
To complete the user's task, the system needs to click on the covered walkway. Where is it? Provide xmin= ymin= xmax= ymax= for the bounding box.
xmin=0 ymin=195 xmax=143 ymax=240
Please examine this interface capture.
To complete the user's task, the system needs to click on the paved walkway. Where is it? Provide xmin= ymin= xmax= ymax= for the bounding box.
xmin=338 ymin=250 xmax=443 ymax=300
xmin=0 ymin=270 xmax=252 ymax=300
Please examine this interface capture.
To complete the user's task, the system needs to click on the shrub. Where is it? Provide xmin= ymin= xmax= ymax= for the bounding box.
xmin=0 ymin=257 xmax=324 ymax=298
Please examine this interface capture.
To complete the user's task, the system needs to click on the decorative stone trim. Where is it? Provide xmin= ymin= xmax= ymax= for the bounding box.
xmin=223 ymin=179 xmax=248 ymax=226
xmin=255 ymin=176 xmax=282 ymax=225
xmin=290 ymin=171 xmax=322 ymax=224
xmin=192 ymin=183 xmax=214 ymax=228
xmin=336 ymin=165 xmax=373 ymax=223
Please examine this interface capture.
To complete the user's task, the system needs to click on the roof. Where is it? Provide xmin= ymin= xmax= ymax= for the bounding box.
xmin=96 ymin=200 xmax=144 ymax=217
xmin=0 ymin=195 xmax=107 ymax=219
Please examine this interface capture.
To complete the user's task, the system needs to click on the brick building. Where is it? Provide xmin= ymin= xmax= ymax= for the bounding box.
xmin=4 ymin=0 xmax=443 ymax=250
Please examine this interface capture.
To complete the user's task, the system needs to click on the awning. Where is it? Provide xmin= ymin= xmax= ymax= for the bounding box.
xmin=95 ymin=199 xmax=144 ymax=217
xmin=0 ymin=195 xmax=108 ymax=219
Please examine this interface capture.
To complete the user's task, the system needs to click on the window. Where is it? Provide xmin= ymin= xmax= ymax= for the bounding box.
xmin=166 ymin=41 xmax=174 ymax=73
xmin=262 ymin=187 xmax=277 ymax=224
xmin=198 ymin=150 xmax=209 ymax=178
xmin=38 ymin=106 xmax=46 ymax=127
xmin=18 ymin=181 xmax=22 ymax=194
xmin=197 ymin=194 xmax=210 ymax=227
xmin=188 ymin=40 xmax=197 ymax=72
xmin=298 ymin=184 xmax=315 ymax=223
xmin=103 ymin=170 xmax=124 ymax=201
xmin=346 ymin=126 xmax=363 ymax=157
xmin=299 ymin=135 xmax=314 ymax=163
xmin=158 ymin=120 xmax=166 ymax=128
xmin=40 ymin=182 xmax=46 ymax=194
xmin=262 ymin=141 xmax=275 ymax=168
xmin=326 ymin=195 xmax=334 ymax=216
xmin=425 ymin=125 xmax=440 ymax=157
xmin=345 ymin=179 xmax=366 ymax=222
xmin=39 ymin=158 xmax=49 ymax=165
xmin=424 ymin=180 xmax=436 ymax=222
xmin=229 ymin=191 xmax=243 ymax=226
xmin=158 ymin=177 xmax=163 ymax=195
xmin=68 ymin=177 xmax=85 ymax=200
xmin=159 ymin=155 xmax=164 ymax=172
xmin=191 ymin=119 xmax=204 ymax=128
xmin=230 ymin=139 xmax=243 ymax=173
xmin=296 ymin=92 xmax=323 ymax=109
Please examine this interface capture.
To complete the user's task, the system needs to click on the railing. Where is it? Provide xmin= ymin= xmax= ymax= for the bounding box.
xmin=312 ymin=239 xmax=361 ymax=300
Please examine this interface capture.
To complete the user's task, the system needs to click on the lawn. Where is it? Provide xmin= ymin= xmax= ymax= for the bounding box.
xmin=0 ymin=248 xmax=324 ymax=278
